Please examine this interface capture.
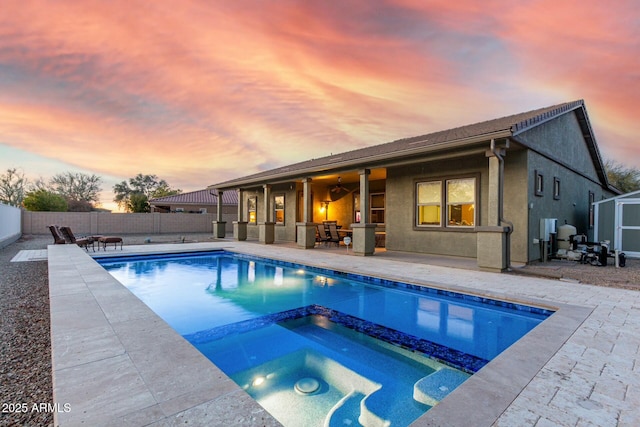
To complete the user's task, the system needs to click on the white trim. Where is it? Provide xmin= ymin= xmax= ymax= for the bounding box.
xmin=616 ymin=200 xmax=640 ymax=256
xmin=593 ymin=190 xmax=640 ymax=205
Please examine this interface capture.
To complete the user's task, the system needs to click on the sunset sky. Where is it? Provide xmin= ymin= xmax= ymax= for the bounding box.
xmin=1 ymin=1 xmax=638 ymax=211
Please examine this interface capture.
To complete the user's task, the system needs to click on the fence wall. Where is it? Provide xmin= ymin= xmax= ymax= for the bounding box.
xmin=22 ymin=209 xmax=237 ymax=236
xmin=0 ymin=203 xmax=22 ymax=248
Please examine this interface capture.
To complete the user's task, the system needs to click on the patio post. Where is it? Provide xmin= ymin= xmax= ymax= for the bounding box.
xmin=297 ymin=178 xmax=317 ymax=249
xmin=233 ymin=188 xmax=247 ymax=241
xmin=259 ymin=184 xmax=275 ymax=244
xmin=477 ymin=143 xmax=509 ymax=271
xmin=352 ymin=169 xmax=376 ymax=256
xmin=212 ymin=190 xmax=227 ymax=238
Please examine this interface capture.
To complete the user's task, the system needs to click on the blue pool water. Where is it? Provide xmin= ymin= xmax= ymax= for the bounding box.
xmin=98 ymin=251 xmax=552 ymax=426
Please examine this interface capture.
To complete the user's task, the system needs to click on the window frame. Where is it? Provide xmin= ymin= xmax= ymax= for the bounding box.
xmin=416 ymin=181 xmax=442 ymax=227
xmin=247 ymin=196 xmax=257 ymax=224
xmin=370 ymin=192 xmax=385 ymax=225
xmin=445 ymin=178 xmax=476 ymax=228
xmin=553 ymin=177 xmax=560 ymax=200
xmin=273 ymin=194 xmax=285 ymax=225
xmin=535 ymin=170 xmax=544 ymax=197
xmin=415 ymin=175 xmax=478 ymax=230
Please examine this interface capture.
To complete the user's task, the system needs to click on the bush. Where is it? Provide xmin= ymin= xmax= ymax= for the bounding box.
xmin=23 ymin=190 xmax=68 ymax=212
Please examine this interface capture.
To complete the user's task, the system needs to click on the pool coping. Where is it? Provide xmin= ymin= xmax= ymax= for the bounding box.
xmin=48 ymin=242 xmax=592 ymax=426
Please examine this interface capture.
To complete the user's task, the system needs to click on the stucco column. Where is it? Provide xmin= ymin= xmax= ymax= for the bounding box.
xmin=212 ymin=190 xmax=226 ymax=238
xmin=297 ymin=178 xmax=317 ymax=249
xmin=477 ymin=144 xmax=509 ymax=271
xmin=303 ymin=178 xmax=313 ymax=223
xmin=259 ymin=184 xmax=275 ymax=244
xmin=486 ymin=153 xmax=500 ymax=227
xmin=351 ymin=169 xmax=376 ymax=256
xmin=233 ymin=188 xmax=247 ymax=241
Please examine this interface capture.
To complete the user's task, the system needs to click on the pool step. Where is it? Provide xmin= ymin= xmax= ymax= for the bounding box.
xmin=413 ymin=367 xmax=470 ymax=406
xmin=324 ymin=391 xmax=366 ymax=427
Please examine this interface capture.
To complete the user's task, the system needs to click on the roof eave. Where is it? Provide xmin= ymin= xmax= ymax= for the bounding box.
xmin=210 ymin=129 xmax=512 ymax=190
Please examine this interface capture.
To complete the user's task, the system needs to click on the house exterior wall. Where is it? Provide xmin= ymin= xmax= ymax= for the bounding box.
xmin=155 ymin=203 xmax=213 ymax=213
xmin=243 ymin=185 xmax=299 ymax=241
xmin=517 ymin=112 xmax=600 ymax=177
xmin=518 ymin=114 xmax=616 ymax=262
xmin=385 ymin=155 xmax=486 ymax=258
xmin=502 ymin=149 xmax=530 ymax=264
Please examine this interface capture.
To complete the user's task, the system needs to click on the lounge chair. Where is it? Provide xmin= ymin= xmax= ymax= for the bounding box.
xmin=327 ymin=224 xmax=341 ymax=247
xmin=47 ymin=225 xmax=66 ymax=245
xmin=58 ymin=226 xmax=95 ymax=252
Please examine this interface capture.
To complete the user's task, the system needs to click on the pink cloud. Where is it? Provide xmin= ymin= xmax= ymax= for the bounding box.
xmin=0 ymin=0 xmax=638 ymax=212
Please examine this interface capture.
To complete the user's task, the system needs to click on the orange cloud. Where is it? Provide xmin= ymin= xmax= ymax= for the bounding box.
xmin=0 ymin=0 xmax=638 ymax=211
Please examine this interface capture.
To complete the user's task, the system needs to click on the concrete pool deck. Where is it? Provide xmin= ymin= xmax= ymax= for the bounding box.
xmin=48 ymin=241 xmax=640 ymax=426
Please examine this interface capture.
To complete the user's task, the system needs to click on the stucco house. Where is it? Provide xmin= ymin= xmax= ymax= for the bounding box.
xmin=210 ymin=100 xmax=617 ymax=271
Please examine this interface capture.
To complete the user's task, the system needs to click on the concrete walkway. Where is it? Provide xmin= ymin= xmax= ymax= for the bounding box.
xmin=48 ymin=240 xmax=640 ymax=426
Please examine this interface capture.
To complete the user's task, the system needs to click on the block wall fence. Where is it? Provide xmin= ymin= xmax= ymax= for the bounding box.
xmin=22 ymin=208 xmax=237 ymax=235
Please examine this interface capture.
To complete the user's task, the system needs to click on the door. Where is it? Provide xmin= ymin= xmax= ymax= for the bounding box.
xmin=616 ymin=199 xmax=640 ymax=257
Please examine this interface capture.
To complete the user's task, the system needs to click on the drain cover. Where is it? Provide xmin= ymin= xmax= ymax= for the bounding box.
xmin=295 ymin=377 xmax=320 ymax=394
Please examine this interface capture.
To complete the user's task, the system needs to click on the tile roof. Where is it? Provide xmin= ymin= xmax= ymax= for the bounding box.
xmin=211 ymin=100 xmax=595 ymax=189
xmin=149 ymin=189 xmax=238 ymax=206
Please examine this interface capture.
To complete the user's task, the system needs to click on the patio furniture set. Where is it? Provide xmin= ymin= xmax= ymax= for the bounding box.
xmin=47 ymin=225 xmax=123 ymax=251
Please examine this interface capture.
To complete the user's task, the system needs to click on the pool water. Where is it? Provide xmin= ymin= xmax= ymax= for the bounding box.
xmin=99 ymin=251 xmax=551 ymax=426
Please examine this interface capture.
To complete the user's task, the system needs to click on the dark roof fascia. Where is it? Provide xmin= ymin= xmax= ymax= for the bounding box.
xmin=211 ymin=129 xmax=512 ymax=190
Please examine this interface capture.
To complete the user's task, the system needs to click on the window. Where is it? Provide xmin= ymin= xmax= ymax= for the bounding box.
xmin=416 ymin=178 xmax=475 ymax=228
xmin=248 ymin=197 xmax=257 ymax=224
xmin=274 ymin=195 xmax=285 ymax=224
xmin=370 ymin=193 xmax=385 ymax=224
xmin=417 ymin=181 xmax=442 ymax=226
xmin=535 ymin=170 xmax=544 ymax=196
xmin=446 ymin=178 xmax=475 ymax=227
xmin=553 ymin=177 xmax=560 ymax=200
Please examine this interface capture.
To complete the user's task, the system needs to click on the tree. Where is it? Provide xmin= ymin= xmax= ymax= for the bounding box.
xmin=127 ymin=192 xmax=150 ymax=213
xmin=113 ymin=174 xmax=181 ymax=212
xmin=0 ymin=168 xmax=28 ymax=207
xmin=23 ymin=189 xmax=68 ymax=211
xmin=50 ymin=172 xmax=102 ymax=205
xmin=604 ymin=159 xmax=640 ymax=193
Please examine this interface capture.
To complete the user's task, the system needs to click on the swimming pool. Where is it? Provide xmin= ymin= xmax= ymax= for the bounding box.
xmin=98 ymin=251 xmax=552 ymax=426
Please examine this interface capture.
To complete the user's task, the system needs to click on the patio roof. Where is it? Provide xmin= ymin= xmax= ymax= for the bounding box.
xmin=210 ymin=99 xmax=608 ymax=189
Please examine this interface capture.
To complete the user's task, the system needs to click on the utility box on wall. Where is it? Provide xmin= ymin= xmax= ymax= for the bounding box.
xmin=539 ymin=218 xmax=557 ymax=241
xmin=539 ymin=218 xmax=558 ymax=262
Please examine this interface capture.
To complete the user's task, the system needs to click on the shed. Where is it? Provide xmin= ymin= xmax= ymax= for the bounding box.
xmin=594 ymin=189 xmax=640 ymax=258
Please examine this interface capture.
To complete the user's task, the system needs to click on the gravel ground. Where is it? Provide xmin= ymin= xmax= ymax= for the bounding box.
xmin=512 ymin=256 xmax=640 ymax=291
xmin=0 ymin=234 xmax=637 ymax=426
xmin=0 ymin=236 xmax=52 ymax=427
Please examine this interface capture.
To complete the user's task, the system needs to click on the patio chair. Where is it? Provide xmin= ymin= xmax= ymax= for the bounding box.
xmin=58 ymin=226 xmax=94 ymax=252
xmin=327 ymin=224 xmax=341 ymax=247
xmin=316 ymin=224 xmax=331 ymax=246
xmin=47 ymin=225 xmax=66 ymax=245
